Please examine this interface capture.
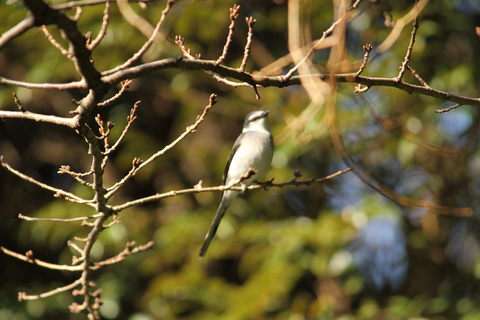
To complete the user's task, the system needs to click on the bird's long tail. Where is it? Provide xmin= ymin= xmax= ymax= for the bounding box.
xmin=199 ymin=191 xmax=236 ymax=258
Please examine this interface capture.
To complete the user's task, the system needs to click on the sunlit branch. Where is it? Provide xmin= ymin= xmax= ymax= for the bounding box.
xmin=104 ymin=99 xmax=139 ymax=155
xmin=105 ymin=94 xmax=217 ymax=198
xmin=0 ymin=156 xmax=93 ymax=204
xmin=435 ymin=103 xmax=462 ymax=114
xmin=58 ymin=165 xmax=93 ymax=187
xmin=355 ymin=44 xmax=372 ymax=77
xmin=396 ymin=3 xmax=420 ymax=81
xmin=216 ymin=4 xmax=240 ymax=66
xmin=238 ymin=17 xmax=256 ymax=72
xmin=0 ymin=15 xmax=35 ymax=49
xmin=41 ymin=25 xmax=71 ymax=59
xmin=0 ymin=77 xmax=85 ymax=90
xmin=112 ymin=167 xmax=355 ymax=213
xmin=1 ymin=247 xmax=83 ymax=271
xmin=97 ymin=80 xmax=132 ymax=107
xmin=91 ymin=241 xmax=154 ymax=270
xmin=52 ymin=0 xmax=163 ymax=10
xmin=18 ymin=213 xmax=101 ymax=222
xmin=88 ymin=1 xmax=110 ymax=50
xmin=103 ymin=0 xmax=176 ymax=76
xmin=407 ymin=65 xmax=431 ymax=88
xmin=18 ymin=279 xmax=82 ymax=301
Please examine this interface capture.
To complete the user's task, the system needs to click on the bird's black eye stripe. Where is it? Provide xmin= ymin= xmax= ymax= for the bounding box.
xmin=249 ymin=115 xmax=263 ymax=122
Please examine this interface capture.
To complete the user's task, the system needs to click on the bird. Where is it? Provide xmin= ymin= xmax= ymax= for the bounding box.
xmin=199 ymin=110 xmax=274 ymax=258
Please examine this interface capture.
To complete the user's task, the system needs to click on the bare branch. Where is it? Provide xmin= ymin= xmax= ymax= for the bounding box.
xmin=355 ymin=44 xmax=372 ymax=77
xmin=68 ymin=241 xmax=84 ymax=256
xmin=18 ymin=213 xmax=101 ymax=222
xmin=435 ymin=103 xmax=462 ymax=114
xmin=0 ymin=110 xmax=79 ymax=127
xmin=0 ymin=15 xmax=35 ymax=50
xmin=97 ymin=80 xmax=132 ymax=107
xmin=12 ymin=93 xmax=26 ymax=113
xmin=91 ymin=241 xmax=154 ymax=270
xmin=18 ymin=279 xmax=82 ymax=301
xmin=216 ymin=4 xmax=240 ymax=65
xmin=112 ymin=167 xmax=355 ymax=212
xmin=238 ymin=16 xmax=256 ymax=72
xmin=396 ymin=2 xmax=420 ymax=81
xmin=88 ymin=1 xmax=110 ymax=50
xmin=104 ymin=99 xmax=139 ymax=155
xmin=1 ymin=247 xmax=83 ymax=271
xmin=0 ymin=77 xmax=86 ymax=90
xmin=407 ymin=64 xmax=431 ymax=88
xmin=105 ymin=94 xmax=217 ymax=198
xmin=103 ymin=0 xmax=176 ymax=76
xmin=1 ymin=156 xmax=93 ymax=205
xmin=41 ymin=25 xmax=72 ymax=59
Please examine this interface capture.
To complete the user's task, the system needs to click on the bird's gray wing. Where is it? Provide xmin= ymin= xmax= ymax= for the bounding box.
xmin=220 ymin=132 xmax=245 ymax=196
xmin=199 ymin=135 xmax=244 ymax=258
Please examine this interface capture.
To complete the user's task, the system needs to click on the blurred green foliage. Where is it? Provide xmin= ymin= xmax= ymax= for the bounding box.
xmin=1 ymin=0 xmax=480 ymax=319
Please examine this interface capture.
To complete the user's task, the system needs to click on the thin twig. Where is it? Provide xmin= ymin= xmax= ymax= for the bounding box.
xmin=112 ymin=167 xmax=355 ymax=212
xmin=104 ymin=100 xmax=139 ymax=155
xmin=216 ymin=4 xmax=240 ymax=65
xmin=407 ymin=64 xmax=430 ymax=88
xmin=396 ymin=2 xmax=420 ymax=82
xmin=238 ymin=16 xmax=255 ymax=72
xmin=12 ymin=92 xmax=26 ymax=113
xmin=1 ymin=247 xmax=83 ymax=271
xmin=68 ymin=240 xmax=84 ymax=255
xmin=175 ymin=34 xmax=260 ymax=98
xmin=435 ymin=103 xmax=462 ymax=113
xmin=18 ymin=213 xmax=101 ymax=222
xmin=103 ymin=0 xmax=176 ymax=76
xmin=105 ymin=95 xmax=217 ymax=198
xmin=91 ymin=241 xmax=154 ymax=270
xmin=174 ymin=35 xmax=200 ymax=60
xmin=97 ymin=80 xmax=132 ymax=107
xmin=0 ymin=15 xmax=35 ymax=50
xmin=0 ymin=77 xmax=85 ymax=90
xmin=18 ymin=279 xmax=82 ymax=301
xmin=348 ymin=0 xmax=364 ymax=11
xmin=71 ymin=6 xmax=83 ymax=21
xmin=0 ymin=110 xmax=79 ymax=127
xmin=88 ymin=1 xmax=110 ymax=50
xmin=94 ymin=115 xmax=112 ymax=154
xmin=58 ymin=165 xmax=93 ymax=187
xmin=355 ymin=44 xmax=372 ymax=77
xmin=104 ymin=158 xmax=142 ymax=197
xmin=41 ymin=25 xmax=72 ymax=59
xmin=1 ymin=157 xmax=93 ymax=205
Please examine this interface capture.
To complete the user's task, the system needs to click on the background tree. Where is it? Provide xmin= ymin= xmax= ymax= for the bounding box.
xmin=1 ymin=0 xmax=480 ymax=319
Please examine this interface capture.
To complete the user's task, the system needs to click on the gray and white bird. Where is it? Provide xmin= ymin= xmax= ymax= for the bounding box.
xmin=199 ymin=110 xmax=274 ymax=258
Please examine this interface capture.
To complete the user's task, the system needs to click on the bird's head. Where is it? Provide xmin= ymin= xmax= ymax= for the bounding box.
xmin=242 ymin=110 xmax=271 ymax=132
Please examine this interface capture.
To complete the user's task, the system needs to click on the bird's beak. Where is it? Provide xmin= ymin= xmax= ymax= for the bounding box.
xmin=261 ymin=110 xmax=270 ymax=118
